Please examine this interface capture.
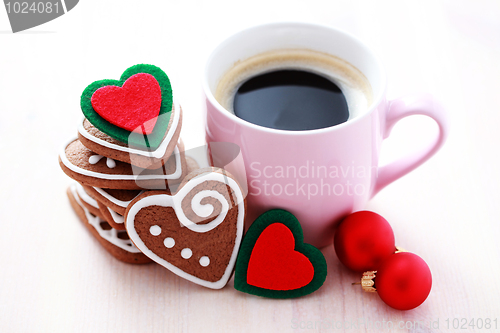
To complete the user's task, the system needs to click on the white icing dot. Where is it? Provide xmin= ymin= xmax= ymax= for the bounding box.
xmin=199 ymin=256 xmax=210 ymax=267
xmin=89 ymin=155 xmax=103 ymax=164
xmin=106 ymin=158 xmax=116 ymax=168
xmin=149 ymin=225 xmax=161 ymax=236
xmin=164 ymin=237 xmax=175 ymax=248
xmin=181 ymin=248 xmax=192 ymax=259
xmin=88 ymin=155 xmax=116 ymax=169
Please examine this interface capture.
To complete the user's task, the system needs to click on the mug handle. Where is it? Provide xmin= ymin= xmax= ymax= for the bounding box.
xmin=371 ymin=94 xmax=450 ymax=197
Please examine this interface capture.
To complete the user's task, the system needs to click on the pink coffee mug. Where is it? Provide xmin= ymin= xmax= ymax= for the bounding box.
xmin=203 ymin=22 xmax=449 ymax=248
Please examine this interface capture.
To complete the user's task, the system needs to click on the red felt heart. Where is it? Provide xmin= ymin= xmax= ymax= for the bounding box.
xmin=247 ymin=223 xmax=314 ymax=290
xmin=91 ymin=73 xmax=162 ymax=135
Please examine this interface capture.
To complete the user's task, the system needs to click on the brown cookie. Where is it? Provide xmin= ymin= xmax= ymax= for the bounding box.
xmin=83 ymin=157 xmax=200 ymax=231
xmin=67 ymin=184 xmax=151 ymax=264
xmin=82 ymin=186 xmax=143 ymax=216
xmin=80 ymin=155 xmax=199 ymax=217
xmin=97 ymin=200 xmax=126 ymax=231
xmin=74 ymin=183 xmax=104 ymax=219
xmin=78 ymin=102 xmax=182 ymax=170
xmin=59 ymin=139 xmax=187 ymax=190
xmin=125 ymin=167 xmax=246 ymax=289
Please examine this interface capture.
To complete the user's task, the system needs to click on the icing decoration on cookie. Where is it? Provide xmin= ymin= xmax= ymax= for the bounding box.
xmin=234 ymin=209 xmax=327 ymax=298
xmin=95 ymin=200 xmax=126 ymax=230
xmin=59 ymin=139 xmax=183 ymax=181
xmin=80 ymin=64 xmax=173 ymax=149
xmin=71 ymin=184 xmax=141 ymax=253
xmin=75 ymin=183 xmax=100 ymax=208
xmin=89 ymin=155 xmax=116 ymax=168
xmin=107 ymin=207 xmax=124 ymax=224
xmin=125 ymin=169 xmax=246 ymax=289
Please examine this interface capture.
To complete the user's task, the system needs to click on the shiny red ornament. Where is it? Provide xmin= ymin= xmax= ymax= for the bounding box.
xmin=376 ymin=252 xmax=432 ymax=310
xmin=334 ymin=211 xmax=395 ymax=272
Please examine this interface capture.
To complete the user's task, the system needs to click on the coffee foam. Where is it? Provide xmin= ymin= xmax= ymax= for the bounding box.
xmin=215 ymin=49 xmax=373 ymax=121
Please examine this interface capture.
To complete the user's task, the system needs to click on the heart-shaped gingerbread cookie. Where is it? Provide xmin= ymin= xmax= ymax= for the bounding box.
xmin=125 ymin=168 xmax=246 ymax=289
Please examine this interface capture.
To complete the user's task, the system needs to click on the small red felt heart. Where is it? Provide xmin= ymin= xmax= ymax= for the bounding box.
xmin=247 ymin=223 xmax=314 ymax=290
xmin=91 ymin=73 xmax=162 ymax=135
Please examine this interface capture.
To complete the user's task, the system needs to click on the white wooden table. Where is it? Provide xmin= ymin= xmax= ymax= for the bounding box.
xmin=1 ymin=0 xmax=499 ymax=332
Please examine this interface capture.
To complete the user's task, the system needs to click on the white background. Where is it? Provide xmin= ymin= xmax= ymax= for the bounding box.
xmin=1 ymin=0 xmax=499 ymax=332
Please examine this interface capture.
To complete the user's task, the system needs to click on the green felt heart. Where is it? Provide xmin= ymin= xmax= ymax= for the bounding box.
xmin=234 ymin=209 xmax=327 ymax=299
xmin=80 ymin=64 xmax=173 ymax=149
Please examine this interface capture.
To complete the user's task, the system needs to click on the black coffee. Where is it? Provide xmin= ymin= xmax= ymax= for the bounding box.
xmin=233 ymin=69 xmax=349 ymax=131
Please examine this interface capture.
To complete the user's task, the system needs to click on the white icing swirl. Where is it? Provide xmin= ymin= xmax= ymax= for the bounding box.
xmin=178 ymin=190 xmax=230 ymax=233
xmin=129 ymin=172 xmax=243 ymax=233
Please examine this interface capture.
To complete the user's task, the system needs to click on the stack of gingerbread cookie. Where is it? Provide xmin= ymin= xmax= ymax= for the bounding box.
xmin=59 ymin=64 xmax=251 ymax=290
xmin=59 ymin=64 xmax=194 ymax=264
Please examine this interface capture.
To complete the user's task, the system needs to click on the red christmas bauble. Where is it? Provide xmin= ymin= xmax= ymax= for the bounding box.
xmin=375 ymin=252 xmax=432 ymax=310
xmin=334 ymin=211 xmax=395 ymax=272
